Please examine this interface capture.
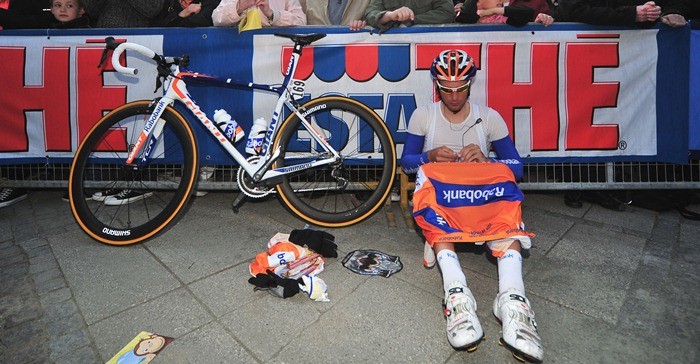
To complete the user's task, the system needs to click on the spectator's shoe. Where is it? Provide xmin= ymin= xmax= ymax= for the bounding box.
xmin=0 ymin=188 xmax=28 ymax=208
xmin=62 ymin=190 xmax=95 ymax=202
xmin=390 ymin=189 xmax=400 ymax=202
xmin=196 ymin=166 xmax=215 ymax=197
xmin=104 ymin=189 xmax=153 ymax=206
xmin=423 ymin=241 xmax=436 ymax=269
xmin=91 ymin=188 xmax=122 ymax=202
xmin=443 ymin=281 xmax=484 ymax=351
xmin=493 ymin=289 xmax=544 ymax=363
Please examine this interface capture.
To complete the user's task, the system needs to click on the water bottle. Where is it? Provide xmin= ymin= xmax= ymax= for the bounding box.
xmin=246 ymin=117 xmax=268 ymax=155
xmin=213 ymin=109 xmax=244 ymax=143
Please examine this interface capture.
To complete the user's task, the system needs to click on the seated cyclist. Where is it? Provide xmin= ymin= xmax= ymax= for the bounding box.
xmin=400 ymin=49 xmax=543 ymax=362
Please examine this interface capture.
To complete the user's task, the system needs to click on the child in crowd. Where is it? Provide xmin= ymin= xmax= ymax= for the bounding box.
xmin=50 ymin=0 xmax=90 ymax=28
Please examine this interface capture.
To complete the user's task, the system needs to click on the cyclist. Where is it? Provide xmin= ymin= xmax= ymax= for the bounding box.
xmin=400 ymin=49 xmax=543 ymax=362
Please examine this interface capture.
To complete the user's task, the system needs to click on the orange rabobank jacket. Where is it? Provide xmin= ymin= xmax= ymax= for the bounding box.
xmin=412 ymin=162 xmax=533 ymax=246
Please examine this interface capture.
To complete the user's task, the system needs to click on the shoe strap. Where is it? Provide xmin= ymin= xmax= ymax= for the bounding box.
xmin=501 ymin=299 xmax=537 ymax=330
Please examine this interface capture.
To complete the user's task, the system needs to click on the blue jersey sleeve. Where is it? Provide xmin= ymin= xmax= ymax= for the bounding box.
xmin=490 ymin=136 xmax=523 ymax=181
xmin=400 ymin=133 xmax=430 ymax=174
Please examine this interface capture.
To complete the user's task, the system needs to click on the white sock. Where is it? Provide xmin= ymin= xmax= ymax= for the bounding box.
xmin=497 ymin=249 xmax=525 ymax=294
xmin=437 ymin=249 xmax=467 ymax=293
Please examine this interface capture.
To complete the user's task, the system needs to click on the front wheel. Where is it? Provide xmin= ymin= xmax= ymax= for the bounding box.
xmin=69 ymin=100 xmax=198 ymax=245
xmin=273 ymin=96 xmax=396 ymax=227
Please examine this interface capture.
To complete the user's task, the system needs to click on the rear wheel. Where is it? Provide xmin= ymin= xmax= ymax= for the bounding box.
xmin=273 ymin=96 xmax=396 ymax=227
xmin=69 ymin=100 xmax=198 ymax=245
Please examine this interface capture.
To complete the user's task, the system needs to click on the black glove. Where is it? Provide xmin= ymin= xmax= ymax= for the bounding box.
xmin=289 ymin=229 xmax=338 ymax=258
xmin=247 ymin=271 xmax=300 ymax=298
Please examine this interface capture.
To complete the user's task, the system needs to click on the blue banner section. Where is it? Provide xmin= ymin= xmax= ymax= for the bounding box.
xmin=690 ymin=30 xmax=700 ymax=153
xmin=429 ymin=179 xmax=523 ymax=208
xmin=656 ymin=25 xmax=690 ymax=162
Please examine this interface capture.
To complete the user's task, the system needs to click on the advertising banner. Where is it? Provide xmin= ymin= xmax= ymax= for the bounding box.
xmin=0 ymin=24 xmax=691 ymax=165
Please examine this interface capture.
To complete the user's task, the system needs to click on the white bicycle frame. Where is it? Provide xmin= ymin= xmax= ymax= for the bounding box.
xmin=111 ymin=39 xmax=341 ymax=183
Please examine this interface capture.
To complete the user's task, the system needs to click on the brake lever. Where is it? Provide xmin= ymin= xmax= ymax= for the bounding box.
xmin=97 ymin=47 xmax=109 ymax=68
xmin=98 ymin=37 xmax=121 ymax=68
xmin=179 ymin=54 xmax=190 ymax=68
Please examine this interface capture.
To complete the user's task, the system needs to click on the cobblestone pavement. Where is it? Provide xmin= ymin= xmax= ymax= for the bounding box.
xmin=1 ymin=190 xmax=699 ymax=363
xmin=0 ymin=192 xmax=99 ymax=363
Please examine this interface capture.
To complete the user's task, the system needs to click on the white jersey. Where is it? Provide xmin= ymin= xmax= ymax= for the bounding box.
xmin=407 ymin=101 xmax=509 ymax=156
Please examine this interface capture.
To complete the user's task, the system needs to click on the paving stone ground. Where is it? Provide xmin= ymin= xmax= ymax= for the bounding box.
xmin=0 ymin=190 xmax=698 ymax=363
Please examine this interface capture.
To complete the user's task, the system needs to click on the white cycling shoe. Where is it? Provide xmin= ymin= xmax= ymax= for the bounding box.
xmin=443 ymin=282 xmax=484 ymax=351
xmin=493 ymin=289 xmax=544 ymax=363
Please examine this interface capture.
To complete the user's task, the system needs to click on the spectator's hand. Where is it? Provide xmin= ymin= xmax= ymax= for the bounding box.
xmin=179 ymin=3 xmax=202 ymax=17
xmin=348 ymin=20 xmax=366 ymax=31
xmin=660 ymin=13 xmax=686 ymax=27
xmin=255 ymin=0 xmax=272 ymax=19
xmin=635 ymin=1 xmax=661 ymax=22
xmin=388 ymin=7 xmax=415 ymax=22
xmin=237 ymin=0 xmax=257 ymax=15
xmin=454 ymin=2 xmax=463 ymax=15
xmin=458 ymin=144 xmax=489 ymax=163
xmin=427 ymin=146 xmax=459 ymax=163
xmin=477 ymin=8 xmax=497 ymax=17
xmin=535 ymin=13 xmax=554 ymax=26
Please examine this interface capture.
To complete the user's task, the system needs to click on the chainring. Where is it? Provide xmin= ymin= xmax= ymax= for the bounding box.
xmin=237 ymin=156 xmax=274 ymax=198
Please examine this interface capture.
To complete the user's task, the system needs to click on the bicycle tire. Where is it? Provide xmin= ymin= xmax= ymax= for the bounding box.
xmin=69 ymin=100 xmax=198 ymax=245
xmin=273 ymin=96 xmax=396 ymax=227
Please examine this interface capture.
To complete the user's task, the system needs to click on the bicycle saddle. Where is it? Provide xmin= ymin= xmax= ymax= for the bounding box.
xmin=274 ymin=33 xmax=326 ymax=46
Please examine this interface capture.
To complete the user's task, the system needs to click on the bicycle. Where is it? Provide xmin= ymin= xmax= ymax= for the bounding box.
xmin=68 ymin=33 xmax=396 ymax=246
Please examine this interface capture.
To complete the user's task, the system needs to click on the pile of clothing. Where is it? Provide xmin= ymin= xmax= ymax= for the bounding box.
xmin=248 ymin=229 xmax=337 ymax=302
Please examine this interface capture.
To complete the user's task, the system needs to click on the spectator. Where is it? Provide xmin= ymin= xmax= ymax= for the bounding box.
xmin=212 ymin=0 xmax=306 ymax=27
xmin=0 ymin=187 xmax=28 ymax=208
xmin=151 ymin=0 xmax=220 ymax=27
xmin=363 ymin=0 xmax=455 ymax=32
xmin=301 ymin=0 xmax=369 ymax=30
xmin=455 ymin=0 xmax=554 ymax=26
xmin=0 ymin=0 xmax=53 ymax=29
xmin=401 ymin=50 xmax=542 ymax=361
xmin=50 ymin=0 xmax=90 ymax=28
xmin=82 ymin=0 xmax=164 ymax=28
xmin=559 ymin=0 xmax=691 ymax=27
xmin=689 ymin=1 xmax=699 ymax=19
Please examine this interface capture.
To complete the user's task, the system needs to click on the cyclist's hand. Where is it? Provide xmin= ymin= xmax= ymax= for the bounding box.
xmin=389 ymin=6 xmax=414 ymax=22
xmin=179 ymin=3 xmax=201 ymax=17
xmin=348 ymin=20 xmax=366 ymax=31
xmin=458 ymin=144 xmax=489 ymax=163
xmin=427 ymin=146 xmax=458 ymax=163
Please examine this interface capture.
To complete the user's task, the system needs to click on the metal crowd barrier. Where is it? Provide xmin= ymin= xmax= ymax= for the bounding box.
xmin=2 ymin=160 xmax=699 ymax=190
